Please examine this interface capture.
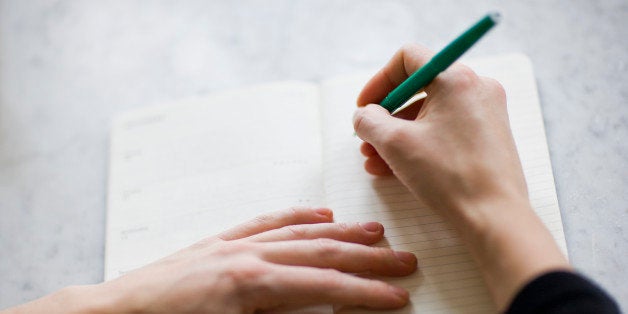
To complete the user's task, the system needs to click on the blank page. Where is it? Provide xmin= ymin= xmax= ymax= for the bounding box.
xmin=319 ymin=54 xmax=566 ymax=313
xmin=105 ymin=82 xmax=324 ymax=279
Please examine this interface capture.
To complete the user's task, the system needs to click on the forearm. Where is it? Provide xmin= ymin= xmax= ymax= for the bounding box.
xmin=2 ymin=285 xmax=119 ymax=314
xmin=453 ymin=197 xmax=571 ymax=311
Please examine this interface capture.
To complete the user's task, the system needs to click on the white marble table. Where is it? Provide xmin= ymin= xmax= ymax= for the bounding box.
xmin=1 ymin=0 xmax=626 ymax=310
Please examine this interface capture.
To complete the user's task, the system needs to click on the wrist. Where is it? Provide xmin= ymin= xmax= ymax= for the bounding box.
xmin=56 ymin=282 xmax=141 ymax=314
xmin=445 ymin=192 xmax=532 ymax=241
xmin=85 ymin=280 xmax=144 ymax=314
xmin=451 ymin=195 xmax=570 ymax=309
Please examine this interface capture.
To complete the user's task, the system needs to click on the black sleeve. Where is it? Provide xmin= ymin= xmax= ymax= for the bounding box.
xmin=505 ymin=271 xmax=620 ymax=314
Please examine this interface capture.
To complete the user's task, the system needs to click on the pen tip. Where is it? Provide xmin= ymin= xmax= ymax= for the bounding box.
xmin=488 ymin=11 xmax=502 ymax=24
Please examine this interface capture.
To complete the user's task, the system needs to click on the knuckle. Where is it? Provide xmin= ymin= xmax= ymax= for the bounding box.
xmin=336 ymin=222 xmax=350 ymax=232
xmin=225 ymin=262 xmax=269 ymax=282
xmin=485 ymin=77 xmax=507 ymax=100
xmin=285 ymin=225 xmax=308 ymax=238
xmin=353 ymin=109 xmax=368 ymax=133
xmin=318 ymin=268 xmax=345 ymax=283
xmin=253 ymin=213 xmax=274 ymax=226
xmin=287 ymin=206 xmax=305 ymax=217
xmin=478 ymin=77 xmax=508 ymax=112
xmin=315 ymin=238 xmax=343 ymax=257
xmin=222 ymin=260 xmax=273 ymax=299
xmin=400 ymin=43 xmax=421 ymax=55
xmin=373 ymin=247 xmax=396 ymax=261
xmin=400 ymin=43 xmax=431 ymax=62
xmin=447 ymin=65 xmax=479 ymax=90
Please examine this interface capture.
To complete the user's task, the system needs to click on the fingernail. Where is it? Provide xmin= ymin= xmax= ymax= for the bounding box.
xmin=394 ymin=251 xmax=417 ymax=266
xmin=315 ymin=208 xmax=333 ymax=219
xmin=389 ymin=285 xmax=409 ymax=300
xmin=360 ymin=222 xmax=382 ymax=233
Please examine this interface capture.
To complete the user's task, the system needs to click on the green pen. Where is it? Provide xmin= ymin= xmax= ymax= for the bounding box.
xmin=380 ymin=12 xmax=501 ymax=113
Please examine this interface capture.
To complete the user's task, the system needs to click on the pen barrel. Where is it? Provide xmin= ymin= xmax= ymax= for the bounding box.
xmin=380 ymin=12 xmax=499 ymax=113
xmin=380 ymin=64 xmax=439 ymax=112
xmin=432 ymin=13 xmax=499 ymax=67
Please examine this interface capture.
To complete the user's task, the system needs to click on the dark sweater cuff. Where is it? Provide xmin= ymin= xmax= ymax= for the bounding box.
xmin=506 ymin=271 xmax=620 ymax=314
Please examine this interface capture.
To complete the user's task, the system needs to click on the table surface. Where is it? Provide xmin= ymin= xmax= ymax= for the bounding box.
xmin=1 ymin=0 xmax=626 ymax=310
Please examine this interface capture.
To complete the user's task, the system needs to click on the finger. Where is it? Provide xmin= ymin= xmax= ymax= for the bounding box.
xmin=260 ymin=239 xmax=417 ymax=277
xmin=353 ymin=104 xmax=407 ymax=147
xmin=245 ymin=221 xmax=384 ymax=245
xmin=255 ymin=264 xmax=410 ymax=310
xmin=357 ymin=44 xmax=435 ymax=107
xmin=360 ymin=143 xmax=394 ymax=176
xmin=217 ymin=207 xmax=333 ymax=241
xmin=364 ymin=155 xmax=394 ymax=176
xmin=360 ymin=142 xmax=378 ymax=157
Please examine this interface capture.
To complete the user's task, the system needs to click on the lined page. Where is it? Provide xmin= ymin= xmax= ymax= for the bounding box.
xmin=105 ymin=82 xmax=324 ymax=280
xmin=320 ymin=54 xmax=566 ymax=313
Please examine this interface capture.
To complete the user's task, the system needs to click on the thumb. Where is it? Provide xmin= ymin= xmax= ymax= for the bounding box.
xmin=353 ymin=104 xmax=401 ymax=146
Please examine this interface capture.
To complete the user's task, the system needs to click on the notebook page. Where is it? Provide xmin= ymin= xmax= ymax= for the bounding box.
xmin=319 ymin=54 xmax=566 ymax=313
xmin=105 ymin=82 xmax=324 ymax=279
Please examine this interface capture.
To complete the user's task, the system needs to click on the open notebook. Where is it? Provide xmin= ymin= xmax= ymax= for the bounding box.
xmin=106 ymin=53 xmax=567 ymax=313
